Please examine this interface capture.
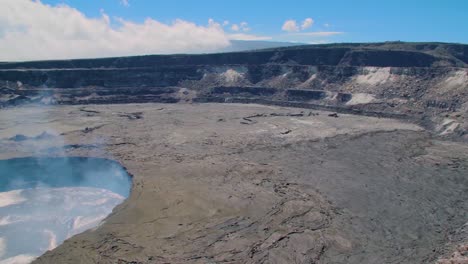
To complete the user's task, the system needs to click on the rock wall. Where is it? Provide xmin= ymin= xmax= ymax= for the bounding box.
xmin=0 ymin=42 xmax=467 ymax=139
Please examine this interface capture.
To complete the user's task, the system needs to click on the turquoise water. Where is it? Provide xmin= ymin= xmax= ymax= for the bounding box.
xmin=0 ymin=157 xmax=132 ymax=263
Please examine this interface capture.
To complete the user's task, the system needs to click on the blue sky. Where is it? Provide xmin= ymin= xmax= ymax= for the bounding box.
xmin=41 ymin=0 xmax=468 ymax=43
xmin=1 ymin=0 xmax=467 ymax=61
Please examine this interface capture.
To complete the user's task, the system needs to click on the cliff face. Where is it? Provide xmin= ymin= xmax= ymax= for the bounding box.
xmin=1 ymin=42 xmax=467 ymax=139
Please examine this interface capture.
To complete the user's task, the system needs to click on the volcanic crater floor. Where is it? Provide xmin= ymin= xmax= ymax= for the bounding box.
xmin=0 ymin=103 xmax=467 ymax=264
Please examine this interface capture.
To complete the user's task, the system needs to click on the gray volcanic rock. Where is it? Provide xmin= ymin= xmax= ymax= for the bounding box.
xmin=0 ymin=42 xmax=467 ymax=140
xmin=0 ymin=42 xmax=467 ymax=263
xmin=0 ymin=103 xmax=466 ymax=263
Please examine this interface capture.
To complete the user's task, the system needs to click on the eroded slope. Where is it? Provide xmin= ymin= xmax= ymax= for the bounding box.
xmin=0 ymin=42 xmax=467 ymax=140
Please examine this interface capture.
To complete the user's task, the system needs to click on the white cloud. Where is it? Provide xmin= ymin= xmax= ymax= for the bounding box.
xmin=290 ymin=31 xmax=343 ymax=37
xmin=301 ymin=18 xmax=314 ymax=30
xmin=307 ymin=40 xmax=330 ymax=44
xmin=120 ymin=0 xmax=130 ymax=7
xmin=228 ymin=33 xmax=272 ymax=41
xmin=231 ymin=24 xmax=240 ymax=31
xmin=231 ymin=22 xmax=250 ymax=32
xmin=240 ymin=22 xmax=250 ymax=32
xmin=0 ymin=0 xmax=233 ymax=61
xmin=281 ymin=18 xmax=342 ymax=40
xmin=223 ymin=20 xmax=229 ymax=26
xmin=324 ymin=23 xmax=330 ymax=28
xmin=283 ymin=18 xmax=318 ymax=32
xmin=282 ymin=20 xmax=299 ymax=32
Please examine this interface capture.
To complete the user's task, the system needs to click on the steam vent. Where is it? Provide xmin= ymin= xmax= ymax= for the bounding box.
xmin=0 ymin=42 xmax=467 ymax=264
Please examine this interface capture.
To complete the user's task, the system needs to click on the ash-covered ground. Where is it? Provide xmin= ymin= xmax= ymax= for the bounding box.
xmin=0 ymin=103 xmax=466 ymax=263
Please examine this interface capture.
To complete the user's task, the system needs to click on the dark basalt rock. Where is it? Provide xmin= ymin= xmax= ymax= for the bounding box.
xmin=337 ymin=92 xmax=352 ymax=103
xmin=287 ymin=89 xmax=327 ymax=100
xmin=212 ymin=86 xmax=277 ymax=96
